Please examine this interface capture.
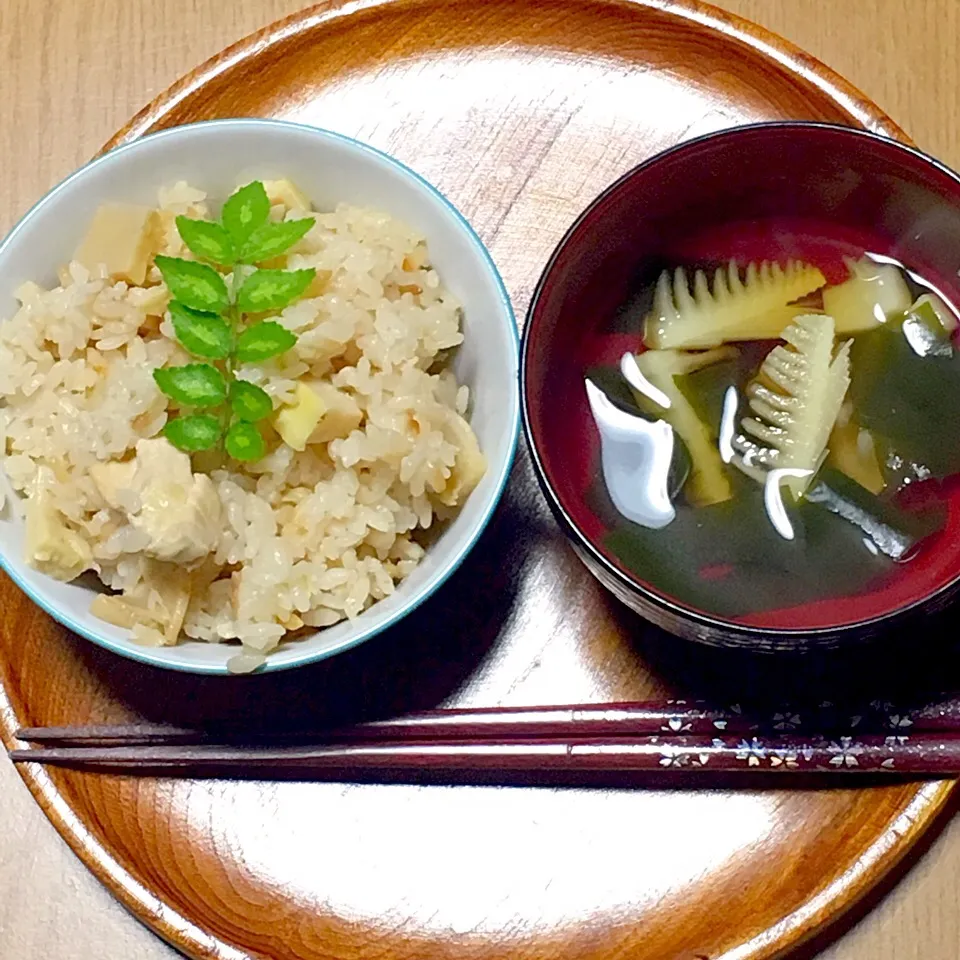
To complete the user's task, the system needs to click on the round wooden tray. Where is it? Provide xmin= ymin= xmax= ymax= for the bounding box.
xmin=2 ymin=1 xmax=955 ymax=958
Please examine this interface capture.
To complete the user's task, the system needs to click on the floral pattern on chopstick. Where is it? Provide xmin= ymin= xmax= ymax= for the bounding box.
xmin=655 ymin=696 xmax=954 ymax=740
xmin=638 ymin=733 xmax=925 ymax=773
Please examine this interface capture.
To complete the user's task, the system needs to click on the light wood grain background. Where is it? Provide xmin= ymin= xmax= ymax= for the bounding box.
xmin=1 ymin=1 xmax=959 ymax=958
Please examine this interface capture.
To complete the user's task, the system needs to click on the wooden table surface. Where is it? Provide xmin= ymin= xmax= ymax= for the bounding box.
xmin=1 ymin=1 xmax=959 ymax=958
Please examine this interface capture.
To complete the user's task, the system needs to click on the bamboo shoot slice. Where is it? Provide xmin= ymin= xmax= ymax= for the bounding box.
xmin=627 ymin=347 xmax=736 ymax=506
xmin=822 ymin=257 xmax=912 ymax=333
xmin=643 ymin=260 xmax=826 ymax=350
xmin=733 ymin=314 xmax=851 ymax=498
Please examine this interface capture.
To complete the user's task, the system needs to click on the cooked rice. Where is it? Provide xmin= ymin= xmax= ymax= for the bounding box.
xmin=0 ymin=181 xmax=484 ymax=671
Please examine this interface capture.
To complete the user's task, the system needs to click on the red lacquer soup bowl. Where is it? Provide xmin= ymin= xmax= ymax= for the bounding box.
xmin=522 ymin=122 xmax=960 ymax=652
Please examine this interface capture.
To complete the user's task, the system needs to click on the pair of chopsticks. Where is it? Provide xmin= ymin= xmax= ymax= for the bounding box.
xmin=11 ymin=697 xmax=960 ymax=783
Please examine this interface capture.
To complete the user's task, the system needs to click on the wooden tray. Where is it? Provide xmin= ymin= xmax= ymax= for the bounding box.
xmin=1 ymin=1 xmax=955 ymax=958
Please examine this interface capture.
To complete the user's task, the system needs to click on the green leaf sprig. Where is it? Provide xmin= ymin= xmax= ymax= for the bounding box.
xmin=151 ymin=181 xmax=316 ymax=462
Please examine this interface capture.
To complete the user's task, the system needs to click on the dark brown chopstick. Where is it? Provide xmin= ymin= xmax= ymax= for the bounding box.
xmin=10 ymin=732 xmax=960 ymax=780
xmin=15 ymin=695 xmax=960 ymax=747
xmin=14 ymin=697 xmax=960 ymax=784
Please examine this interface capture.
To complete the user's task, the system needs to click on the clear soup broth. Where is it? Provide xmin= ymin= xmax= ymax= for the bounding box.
xmin=584 ymin=249 xmax=960 ymax=629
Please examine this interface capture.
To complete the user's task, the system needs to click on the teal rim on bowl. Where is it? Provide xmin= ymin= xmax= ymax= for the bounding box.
xmin=0 ymin=119 xmax=520 ymax=674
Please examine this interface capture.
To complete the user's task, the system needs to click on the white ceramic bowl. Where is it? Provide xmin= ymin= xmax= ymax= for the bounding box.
xmin=0 ymin=119 xmax=519 ymax=673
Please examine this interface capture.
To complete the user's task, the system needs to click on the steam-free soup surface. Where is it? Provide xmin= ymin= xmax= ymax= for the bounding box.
xmin=586 ymin=254 xmax=960 ymax=625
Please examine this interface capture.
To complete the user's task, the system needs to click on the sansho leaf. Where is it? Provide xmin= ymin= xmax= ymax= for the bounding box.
xmin=163 ymin=414 xmax=222 ymax=452
xmin=175 ymin=217 xmax=235 ymax=265
xmin=221 ymin=181 xmax=270 ymax=245
xmin=235 ymin=321 xmax=298 ymax=364
xmin=225 ymin=420 xmax=266 ymax=462
xmin=229 ymin=379 xmax=274 ymax=422
xmin=168 ymin=301 xmax=232 ymax=359
xmin=153 ymin=363 xmax=228 ymax=408
xmin=238 ymin=218 xmax=315 ymax=263
xmin=237 ymin=268 xmax=315 ymax=314
xmin=154 ymin=255 xmax=229 ymax=314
